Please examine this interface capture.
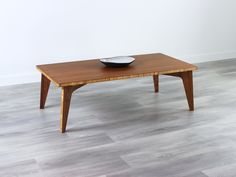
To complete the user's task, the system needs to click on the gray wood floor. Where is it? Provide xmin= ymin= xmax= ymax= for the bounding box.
xmin=1 ymin=59 xmax=236 ymax=177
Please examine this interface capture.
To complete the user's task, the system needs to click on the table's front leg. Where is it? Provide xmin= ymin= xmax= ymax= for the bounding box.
xmin=180 ymin=71 xmax=194 ymax=111
xmin=165 ymin=71 xmax=194 ymax=111
xmin=60 ymin=85 xmax=85 ymax=133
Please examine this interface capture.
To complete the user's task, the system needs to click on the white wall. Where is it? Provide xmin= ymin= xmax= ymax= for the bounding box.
xmin=0 ymin=0 xmax=236 ymax=86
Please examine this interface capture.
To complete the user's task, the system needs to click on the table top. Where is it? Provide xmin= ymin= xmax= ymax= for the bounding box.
xmin=36 ymin=53 xmax=197 ymax=87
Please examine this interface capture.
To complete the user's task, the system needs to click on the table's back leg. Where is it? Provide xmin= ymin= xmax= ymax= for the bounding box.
xmin=60 ymin=85 xmax=85 ymax=133
xmin=153 ymin=74 xmax=159 ymax=93
xmin=40 ymin=74 xmax=51 ymax=109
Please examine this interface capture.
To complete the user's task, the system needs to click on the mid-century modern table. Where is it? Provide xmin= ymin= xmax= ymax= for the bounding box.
xmin=37 ymin=53 xmax=197 ymax=133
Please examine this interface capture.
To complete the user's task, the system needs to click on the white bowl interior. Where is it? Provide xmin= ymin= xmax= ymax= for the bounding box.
xmin=100 ymin=56 xmax=135 ymax=64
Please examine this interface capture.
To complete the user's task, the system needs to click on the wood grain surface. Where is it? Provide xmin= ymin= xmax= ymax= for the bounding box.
xmin=37 ymin=53 xmax=197 ymax=87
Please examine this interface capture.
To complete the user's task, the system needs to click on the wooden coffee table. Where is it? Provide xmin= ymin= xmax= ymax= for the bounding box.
xmin=37 ymin=53 xmax=197 ymax=133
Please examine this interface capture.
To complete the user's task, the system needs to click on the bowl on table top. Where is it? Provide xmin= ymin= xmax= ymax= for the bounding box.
xmin=100 ymin=56 xmax=135 ymax=68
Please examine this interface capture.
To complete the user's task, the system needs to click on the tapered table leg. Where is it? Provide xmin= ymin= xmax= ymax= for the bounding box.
xmin=60 ymin=87 xmax=73 ymax=133
xmin=181 ymin=71 xmax=194 ymax=111
xmin=60 ymin=85 xmax=85 ymax=133
xmin=164 ymin=71 xmax=194 ymax=111
xmin=40 ymin=74 xmax=51 ymax=109
xmin=153 ymin=74 xmax=159 ymax=93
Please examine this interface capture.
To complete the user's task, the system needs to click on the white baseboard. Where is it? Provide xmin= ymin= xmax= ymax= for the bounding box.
xmin=1 ymin=51 xmax=236 ymax=87
xmin=0 ymin=73 xmax=39 ymax=87
xmin=180 ymin=51 xmax=236 ymax=63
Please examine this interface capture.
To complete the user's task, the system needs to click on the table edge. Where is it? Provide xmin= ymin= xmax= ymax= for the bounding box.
xmin=38 ymin=66 xmax=197 ymax=87
xmin=36 ymin=66 xmax=60 ymax=87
